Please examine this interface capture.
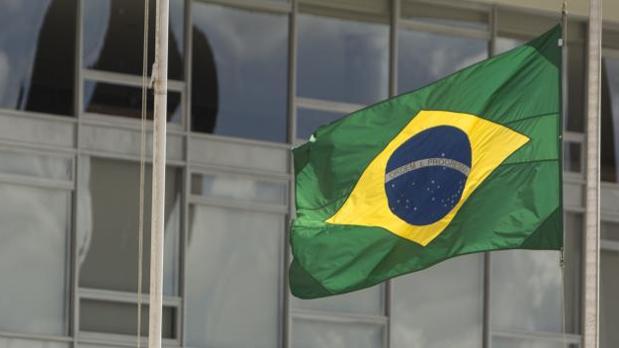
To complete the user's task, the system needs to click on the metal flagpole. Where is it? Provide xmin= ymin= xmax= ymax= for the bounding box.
xmin=584 ymin=0 xmax=602 ymax=347
xmin=149 ymin=0 xmax=169 ymax=348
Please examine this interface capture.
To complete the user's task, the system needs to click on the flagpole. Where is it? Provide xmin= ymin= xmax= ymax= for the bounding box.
xmin=583 ymin=0 xmax=602 ymax=346
xmin=149 ymin=0 xmax=169 ymax=348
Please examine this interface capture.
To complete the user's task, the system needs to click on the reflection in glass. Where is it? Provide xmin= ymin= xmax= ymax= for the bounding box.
xmin=491 ymin=213 xmax=580 ymax=336
xmin=291 ymin=284 xmax=383 ymax=315
xmin=601 ymin=249 xmax=619 ymax=348
xmin=297 ymin=15 xmax=389 ymax=105
xmin=78 ymin=158 xmax=181 ymax=296
xmin=191 ymin=3 xmax=288 ymax=143
xmin=84 ymin=81 xmax=181 ymax=124
xmin=399 ymin=30 xmax=487 ymax=93
xmin=0 ymin=0 xmax=76 ymax=115
xmin=83 ymin=0 xmax=184 ymax=80
xmin=186 ymin=205 xmax=283 ymax=348
xmin=491 ymin=250 xmax=563 ymax=332
xmin=191 ymin=173 xmax=287 ymax=205
xmin=602 ymin=57 xmax=619 ymax=182
xmin=392 ymin=254 xmax=482 ymax=348
xmin=0 ymin=184 xmax=68 ymax=335
xmin=292 ymin=319 xmax=383 ymax=348
xmin=296 ymin=108 xmax=346 ymax=140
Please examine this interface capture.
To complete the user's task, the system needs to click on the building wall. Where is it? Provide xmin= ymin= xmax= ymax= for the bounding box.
xmin=0 ymin=0 xmax=618 ymax=348
xmin=480 ymin=0 xmax=619 ymax=23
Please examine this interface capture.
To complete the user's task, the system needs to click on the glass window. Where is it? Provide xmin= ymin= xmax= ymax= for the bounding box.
xmin=398 ymin=30 xmax=487 ymax=93
xmin=0 ymin=184 xmax=69 ymax=335
xmin=391 ymin=254 xmax=483 ymax=348
xmin=83 ymin=0 xmax=184 ymax=80
xmin=83 ymin=81 xmax=182 ymax=124
xmin=79 ymin=299 xmax=176 ymax=338
xmin=191 ymin=3 xmax=288 ymax=143
xmin=0 ymin=0 xmax=76 ymax=115
xmin=186 ymin=205 xmax=284 ymax=348
xmin=601 ymin=248 xmax=619 ymax=348
xmin=602 ymin=222 xmax=619 ymax=242
xmin=491 ymin=248 xmax=565 ymax=332
xmin=297 ymin=14 xmax=389 ymax=105
xmin=190 ymin=173 xmax=287 ymax=206
xmin=565 ymin=141 xmax=582 ymax=173
xmin=291 ymin=285 xmax=384 ymax=315
xmin=78 ymin=158 xmax=181 ymax=296
xmin=292 ymin=319 xmax=383 ymax=348
xmin=296 ymin=108 xmax=346 ymax=140
xmin=487 ymin=214 xmax=582 ymax=345
xmin=602 ymin=56 xmax=619 ymax=182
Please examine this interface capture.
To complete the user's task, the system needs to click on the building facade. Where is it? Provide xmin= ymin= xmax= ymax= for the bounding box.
xmin=0 ymin=0 xmax=617 ymax=347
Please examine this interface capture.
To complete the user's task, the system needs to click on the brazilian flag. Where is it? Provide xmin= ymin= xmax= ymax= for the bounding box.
xmin=290 ymin=25 xmax=563 ymax=299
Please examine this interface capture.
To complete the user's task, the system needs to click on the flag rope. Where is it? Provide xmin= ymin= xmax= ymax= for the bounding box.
xmin=137 ymin=0 xmax=150 ymax=346
xmin=560 ymin=2 xmax=569 ymax=347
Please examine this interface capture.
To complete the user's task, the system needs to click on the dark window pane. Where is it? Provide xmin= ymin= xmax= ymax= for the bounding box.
xmin=191 ymin=3 xmax=288 ymax=142
xmin=602 ymin=222 xmax=619 ymax=242
xmin=566 ymin=40 xmax=586 ymax=133
xmin=0 ymin=0 xmax=76 ymax=115
xmin=398 ymin=30 xmax=487 ymax=93
xmin=84 ymin=81 xmax=181 ymax=123
xmin=296 ymin=107 xmax=346 ymax=140
xmin=83 ymin=0 xmax=184 ymax=80
xmin=565 ymin=141 xmax=582 ymax=173
xmin=297 ymin=15 xmax=388 ymax=105
xmin=78 ymin=158 xmax=181 ymax=296
xmin=602 ymin=57 xmax=619 ymax=182
xmin=79 ymin=299 xmax=176 ymax=338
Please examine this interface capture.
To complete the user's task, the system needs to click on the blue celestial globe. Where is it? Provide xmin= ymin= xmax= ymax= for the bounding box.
xmin=385 ymin=126 xmax=472 ymax=226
